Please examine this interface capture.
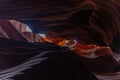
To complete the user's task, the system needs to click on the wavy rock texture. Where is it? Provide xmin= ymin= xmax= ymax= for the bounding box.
xmin=0 ymin=0 xmax=119 ymax=80
xmin=0 ymin=0 xmax=117 ymax=52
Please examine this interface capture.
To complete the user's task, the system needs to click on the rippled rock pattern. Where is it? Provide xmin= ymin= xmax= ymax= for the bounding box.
xmin=0 ymin=0 xmax=119 ymax=80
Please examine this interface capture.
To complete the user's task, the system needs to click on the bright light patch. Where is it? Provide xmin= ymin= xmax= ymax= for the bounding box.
xmin=39 ymin=33 xmax=46 ymax=38
xmin=26 ymin=26 xmax=32 ymax=32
